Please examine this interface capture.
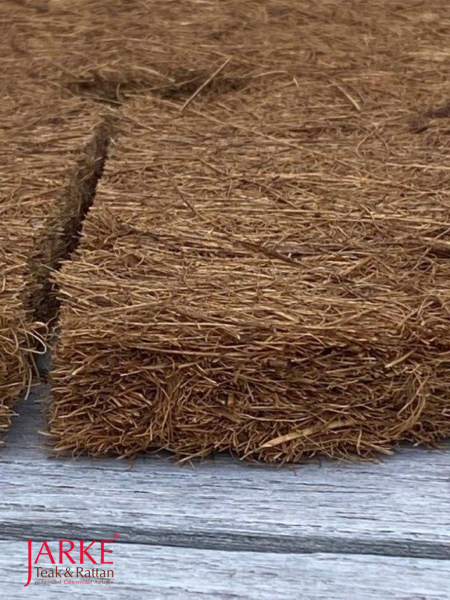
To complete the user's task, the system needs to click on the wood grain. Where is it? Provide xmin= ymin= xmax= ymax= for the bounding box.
xmin=1 ymin=387 xmax=449 ymax=560
xmin=2 ymin=541 xmax=449 ymax=599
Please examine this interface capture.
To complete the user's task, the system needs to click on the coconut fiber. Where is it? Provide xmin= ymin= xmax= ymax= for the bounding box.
xmin=3 ymin=0 xmax=450 ymax=460
xmin=49 ymin=0 xmax=450 ymax=459
xmin=0 ymin=81 xmax=104 ymax=433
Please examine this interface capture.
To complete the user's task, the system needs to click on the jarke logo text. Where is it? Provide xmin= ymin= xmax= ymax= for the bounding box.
xmin=24 ymin=539 xmax=114 ymax=587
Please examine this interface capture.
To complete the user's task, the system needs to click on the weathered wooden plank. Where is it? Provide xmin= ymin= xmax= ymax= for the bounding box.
xmin=1 ymin=388 xmax=449 ymax=559
xmin=1 ymin=541 xmax=449 ymax=599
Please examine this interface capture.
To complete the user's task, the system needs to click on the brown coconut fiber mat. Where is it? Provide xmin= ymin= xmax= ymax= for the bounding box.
xmin=0 ymin=85 xmax=105 ymax=434
xmin=3 ymin=0 xmax=450 ymax=460
xmin=49 ymin=77 xmax=450 ymax=460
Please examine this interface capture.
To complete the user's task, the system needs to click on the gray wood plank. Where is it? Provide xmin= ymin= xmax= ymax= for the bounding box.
xmin=1 ymin=387 xmax=449 ymax=559
xmin=1 ymin=541 xmax=449 ymax=599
